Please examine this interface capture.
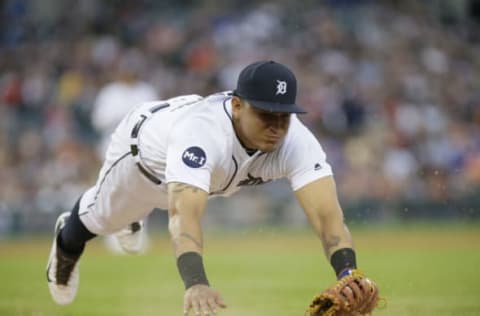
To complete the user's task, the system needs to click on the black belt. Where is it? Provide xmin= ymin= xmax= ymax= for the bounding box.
xmin=130 ymin=102 xmax=170 ymax=185
xmin=136 ymin=161 xmax=162 ymax=185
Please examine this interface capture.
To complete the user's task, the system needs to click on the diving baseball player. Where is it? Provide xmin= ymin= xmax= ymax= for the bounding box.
xmin=46 ymin=61 xmax=379 ymax=316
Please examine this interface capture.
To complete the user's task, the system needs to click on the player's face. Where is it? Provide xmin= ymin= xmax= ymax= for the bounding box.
xmin=232 ymin=98 xmax=291 ymax=152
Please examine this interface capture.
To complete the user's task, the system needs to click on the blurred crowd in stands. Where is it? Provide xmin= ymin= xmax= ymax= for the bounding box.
xmin=1 ymin=0 xmax=479 ymax=231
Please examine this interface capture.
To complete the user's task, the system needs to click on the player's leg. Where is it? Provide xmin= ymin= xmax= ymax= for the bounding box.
xmin=46 ymin=155 xmax=161 ymax=304
xmin=103 ymin=219 xmax=147 ymax=255
xmin=46 ymin=195 xmax=96 ymax=305
xmin=114 ymin=219 xmax=148 ymax=254
xmin=46 ymin=104 xmax=167 ymax=304
xmin=45 ymin=148 xmax=135 ymax=304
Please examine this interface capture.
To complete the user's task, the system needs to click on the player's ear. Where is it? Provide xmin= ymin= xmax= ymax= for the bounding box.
xmin=231 ymin=96 xmax=244 ymax=118
xmin=231 ymin=96 xmax=241 ymax=108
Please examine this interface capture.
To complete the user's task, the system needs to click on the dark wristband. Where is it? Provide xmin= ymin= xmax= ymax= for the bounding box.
xmin=176 ymin=252 xmax=210 ymax=289
xmin=330 ymin=248 xmax=357 ymax=278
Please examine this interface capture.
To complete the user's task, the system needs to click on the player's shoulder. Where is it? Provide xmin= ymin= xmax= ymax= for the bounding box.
xmin=166 ymin=94 xmax=204 ymax=107
xmin=170 ymin=93 xmax=231 ymax=140
xmin=279 ymin=115 xmax=319 ymax=152
xmin=178 ymin=92 xmax=231 ymax=125
xmin=288 ymin=115 xmax=312 ymax=138
xmin=204 ymin=91 xmax=233 ymax=104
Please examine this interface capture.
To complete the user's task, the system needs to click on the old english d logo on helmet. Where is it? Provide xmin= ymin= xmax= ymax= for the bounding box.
xmin=276 ymin=80 xmax=287 ymax=95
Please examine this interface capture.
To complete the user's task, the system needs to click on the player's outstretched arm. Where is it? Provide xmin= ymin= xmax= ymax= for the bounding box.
xmin=295 ymin=176 xmax=381 ymax=315
xmin=167 ymin=182 xmax=227 ymax=316
xmin=294 ymin=176 xmax=354 ymax=261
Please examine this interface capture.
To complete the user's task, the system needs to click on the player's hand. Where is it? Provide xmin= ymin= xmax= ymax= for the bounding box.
xmin=183 ymin=284 xmax=227 ymax=316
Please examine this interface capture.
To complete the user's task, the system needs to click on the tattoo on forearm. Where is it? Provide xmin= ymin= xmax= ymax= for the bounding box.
xmin=179 ymin=232 xmax=203 ymax=249
xmin=173 ymin=183 xmax=199 ymax=194
xmin=322 ymin=234 xmax=341 ymax=251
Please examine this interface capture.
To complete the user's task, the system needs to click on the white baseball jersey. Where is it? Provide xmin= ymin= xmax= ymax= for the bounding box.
xmin=79 ymin=92 xmax=332 ymax=235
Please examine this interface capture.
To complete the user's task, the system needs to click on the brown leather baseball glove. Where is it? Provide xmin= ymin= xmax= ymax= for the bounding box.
xmin=306 ymin=269 xmax=380 ymax=316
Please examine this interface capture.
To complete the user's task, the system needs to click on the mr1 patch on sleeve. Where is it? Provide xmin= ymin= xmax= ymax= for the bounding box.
xmin=182 ymin=146 xmax=207 ymax=168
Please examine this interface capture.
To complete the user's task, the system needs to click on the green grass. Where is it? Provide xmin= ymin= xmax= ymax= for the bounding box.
xmin=0 ymin=224 xmax=479 ymax=316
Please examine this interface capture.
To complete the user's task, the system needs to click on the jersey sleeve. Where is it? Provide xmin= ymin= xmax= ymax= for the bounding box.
xmin=283 ymin=117 xmax=333 ymax=191
xmin=165 ymin=119 xmax=222 ymax=193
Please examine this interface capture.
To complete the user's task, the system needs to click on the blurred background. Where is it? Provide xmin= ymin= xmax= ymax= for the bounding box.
xmin=1 ymin=0 xmax=480 ymax=236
